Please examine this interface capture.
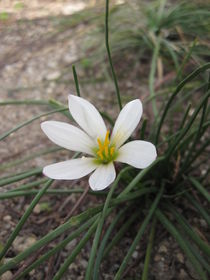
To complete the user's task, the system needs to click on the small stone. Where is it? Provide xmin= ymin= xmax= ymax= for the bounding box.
xmin=154 ymin=254 xmax=161 ymax=261
xmin=46 ymin=71 xmax=60 ymax=81
xmin=200 ymin=219 xmax=207 ymax=228
xmin=179 ymin=268 xmax=188 ymax=279
xmin=177 ymin=253 xmax=184 ymax=263
xmin=3 ymin=215 xmax=12 ymax=222
xmin=1 ymin=271 xmax=13 ymax=280
xmin=158 ymin=244 xmax=167 ymax=253
xmin=132 ymin=251 xmax=138 ymax=259
xmin=80 ymin=259 xmax=88 ymax=269
xmin=33 ymin=204 xmax=41 ymax=214
xmin=13 ymin=236 xmax=37 ymax=252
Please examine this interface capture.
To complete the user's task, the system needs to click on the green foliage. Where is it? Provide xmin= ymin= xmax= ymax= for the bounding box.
xmin=0 ymin=0 xmax=209 ymax=279
xmin=0 ymin=12 xmax=9 ymax=21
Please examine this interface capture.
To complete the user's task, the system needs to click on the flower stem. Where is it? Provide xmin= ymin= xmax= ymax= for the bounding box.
xmin=105 ymin=0 xmax=122 ymax=110
xmin=72 ymin=64 xmax=81 ymax=97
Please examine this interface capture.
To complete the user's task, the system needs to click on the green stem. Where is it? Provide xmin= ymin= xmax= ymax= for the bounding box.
xmin=0 ymin=188 xmax=107 ymax=199
xmin=53 ymin=219 xmax=99 ymax=280
xmin=0 ymin=107 xmax=68 ymax=141
xmin=141 ymin=218 xmax=157 ymax=280
xmin=149 ymin=35 xmax=161 ymax=118
xmin=114 ymin=184 xmax=164 ymax=280
xmin=0 ymin=179 xmax=53 ymax=261
xmin=72 ymin=64 xmax=81 ymax=97
xmin=0 ymin=167 xmax=42 ymax=187
xmin=155 ymin=62 xmax=210 ymax=144
xmin=105 ymin=0 xmax=122 ymax=110
xmin=16 ymin=217 xmax=97 ymax=280
xmin=156 ymin=209 xmax=207 ymax=280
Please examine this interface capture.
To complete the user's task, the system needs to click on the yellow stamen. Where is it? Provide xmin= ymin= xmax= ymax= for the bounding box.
xmin=105 ymin=146 xmax=109 ymax=157
xmin=96 ymin=130 xmax=115 ymax=162
xmin=97 ymin=137 xmax=104 ymax=151
xmin=110 ymin=147 xmax=115 ymax=156
xmin=97 ymin=150 xmax=104 ymax=160
xmin=104 ymin=130 xmax=110 ymax=146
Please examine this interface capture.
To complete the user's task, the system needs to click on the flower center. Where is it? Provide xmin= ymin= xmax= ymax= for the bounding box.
xmin=95 ymin=130 xmax=116 ymax=163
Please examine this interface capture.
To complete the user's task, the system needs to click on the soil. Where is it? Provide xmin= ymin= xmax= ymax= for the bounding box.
xmin=0 ymin=1 xmax=206 ymax=279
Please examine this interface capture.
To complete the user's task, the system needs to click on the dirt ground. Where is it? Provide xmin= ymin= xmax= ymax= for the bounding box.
xmin=0 ymin=1 xmax=205 ymax=279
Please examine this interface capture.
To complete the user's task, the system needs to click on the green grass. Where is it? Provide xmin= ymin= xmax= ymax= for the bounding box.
xmin=0 ymin=0 xmax=209 ymax=279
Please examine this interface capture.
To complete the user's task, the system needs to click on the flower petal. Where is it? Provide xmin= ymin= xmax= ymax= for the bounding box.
xmin=43 ymin=157 xmax=97 ymax=180
xmin=68 ymin=95 xmax=107 ymax=139
xmin=111 ymin=99 xmax=143 ymax=149
xmin=41 ymin=121 xmax=95 ymax=155
xmin=116 ymin=140 xmax=157 ymax=169
xmin=89 ymin=162 xmax=116 ymax=191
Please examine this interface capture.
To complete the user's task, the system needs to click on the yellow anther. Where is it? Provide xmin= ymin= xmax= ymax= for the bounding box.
xmin=110 ymin=147 xmax=115 ymax=156
xmin=105 ymin=146 xmax=109 ymax=157
xmin=97 ymin=150 xmax=104 ymax=160
xmin=96 ymin=131 xmax=115 ymax=162
xmin=97 ymin=137 xmax=104 ymax=151
xmin=104 ymin=130 xmax=110 ymax=146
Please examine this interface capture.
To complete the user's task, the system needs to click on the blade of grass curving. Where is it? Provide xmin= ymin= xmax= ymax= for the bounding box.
xmin=114 ymin=184 xmax=164 ymax=280
xmin=0 ymin=188 xmax=107 ymax=199
xmin=156 ymin=209 xmax=208 ymax=280
xmin=167 ymin=203 xmax=210 ymax=257
xmin=72 ymin=64 xmax=81 ymax=97
xmin=8 ymin=178 xmax=48 ymax=192
xmin=0 ymin=107 xmax=68 ymax=141
xmin=141 ymin=218 xmax=157 ymax=280
xmin=93 ymin=208 xmax=128 ymax=280
xmin=0 ymin=179 xmax=53 ymax=261
xmin=16 ymin=216 xmax=97 ymax=280
xmin=176 ymin=39 xmax=197 ymax=80
xmin=157 ymin=103 xmax=191 ymax=148
xmin=85 ymin=166 xmax=132 ymax=279
xmin=0 ymin=167 xmax=42 ymax=187
xmin=149 ymin=35 xmax=161 ymax=118
xmin=53 ymin=219 xmax=98 ymax=280
xmin=0 ymin=99 xmax=49 ymax=106
xmin=189 ymin=177 xmax=210 ymax=203
xmin=0 ymin=187 xmax=156 ymax=275
xmin=183 ymin=238 xmax=210 ymax=273
xmin=105 ymin=0 xmax=122 ymax=110
xmin=166 ymin=90 xmax=210 ymax=158
xmin=140 ymin=119 xmax=147 ymax=140
xmin=121 ymin=156 xmax=165 ymax=195
xmin=155 ymin=62 xmax=210 ymax=144
xmin=185 ymin=138 xmax=210 ymax=172
xmin=185 ymin=193 xmax=210 ymax=226
xmin=162 ymin=39 xmax=179 ymax=72
xmin=176 ymin=120 xmax=210 ymax=158
xmin=0 ymin=210 xmax=101 ymax=275
xmin=0 ymin=146 xmax=62 ymax=171
xmin=103 ymin=210 xmax=140 ymax=259
xmin=179 ymin=95 xmax=208 ymax=174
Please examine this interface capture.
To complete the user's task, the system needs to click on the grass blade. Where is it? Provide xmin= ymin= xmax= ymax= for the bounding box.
xmin=156 ymin=209 xmax=208 ymax=280
xmin=0 ymin=179 xmax=53 ymax=261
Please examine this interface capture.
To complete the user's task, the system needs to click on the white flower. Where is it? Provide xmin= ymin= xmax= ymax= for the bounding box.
xmin=41 ymin=95 xmax=157 ymax=191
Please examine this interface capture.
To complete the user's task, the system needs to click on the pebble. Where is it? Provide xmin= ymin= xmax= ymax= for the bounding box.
xmin=200 ymin=219 xmax=207 ymax=228
xmin=33 ymin=204 xmax=41 ymax=214
xmin=154 ymin=254 xmax=161 ymax=262
xmin=132 ymin=251 xmax=138 ymax=259
xmin=176 ymin=252 xmax=184 ymax=263
xmin=3 ymin=215 xmax=12 ymax=222
xmin=158 ymin=244 xmax=167 ymax=253
xmin=80 ymin=259 xmax=88 ymax=269
xmin=1 ymin=271 xmax=13 ymax=280
xmin=46 ymin=71 xmax=61 ymax=81
xmin=13 ymin=236 xmax=37 ymax=252
xmin=179 ymin=268 xmax=188 ymax=279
